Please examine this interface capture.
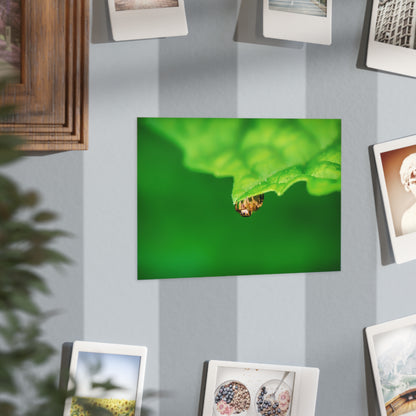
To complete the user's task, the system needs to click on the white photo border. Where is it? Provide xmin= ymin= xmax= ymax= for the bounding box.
xmin=108 ymin=0 xmax=188 ymax=41
xmin=63 ymin=340 xmax=148 ymax=416
xmin=374 ymin=134 xmax=416 ymax=264
xmin=366 ymin=0 xmax=416 ymax=78
xmin=201 ymin=360 xmax=319 ymax=416
xmin=366 ymin=314 xmax=416 ymax=416
xmin=262 ymin=0 xmax=332 ymax=45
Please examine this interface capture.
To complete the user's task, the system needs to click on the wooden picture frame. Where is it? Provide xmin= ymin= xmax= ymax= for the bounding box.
xmin=0 ymin=0 xmax=89 ymax=151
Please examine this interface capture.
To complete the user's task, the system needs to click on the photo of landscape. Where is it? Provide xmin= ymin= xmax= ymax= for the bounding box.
xmin=0 ymin=0 xmax=21 ymax=79
xmin=374 ymin=324 xmax=416 ymax=410
xmin=70 ymin=351 xmax=141 ymax=416
xmin=115 ymin=0 xmax=179 ymax=11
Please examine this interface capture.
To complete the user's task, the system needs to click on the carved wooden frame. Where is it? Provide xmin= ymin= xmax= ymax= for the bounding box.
xmin=0 ymin=0 xmax=89 ymax=151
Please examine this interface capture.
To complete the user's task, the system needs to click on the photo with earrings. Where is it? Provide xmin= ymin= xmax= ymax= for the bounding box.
xmin=201 ymin=361 xmax=320 ymax=416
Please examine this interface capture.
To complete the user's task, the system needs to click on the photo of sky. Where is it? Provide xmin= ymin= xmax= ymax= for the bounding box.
xmin=75 ymin=352 xmax=141 ymax=400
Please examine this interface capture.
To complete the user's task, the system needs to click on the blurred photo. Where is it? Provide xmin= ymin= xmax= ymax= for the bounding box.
xmin=115 ymin=0 xmax=178 ymax=11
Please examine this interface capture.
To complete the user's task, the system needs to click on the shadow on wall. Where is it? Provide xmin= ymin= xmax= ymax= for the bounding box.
xmin=368 ymin=145 xmax=395 ymax=266
xmin=91 ymin=0 xmax=114 ymax=43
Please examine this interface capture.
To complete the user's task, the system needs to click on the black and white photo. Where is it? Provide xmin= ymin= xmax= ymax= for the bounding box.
xmin=367 ymin=0 xmax=416 ymax=77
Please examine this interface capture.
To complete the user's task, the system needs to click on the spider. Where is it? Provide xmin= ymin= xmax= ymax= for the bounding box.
xmin=234 ymin=194 xmax=264 ymax=217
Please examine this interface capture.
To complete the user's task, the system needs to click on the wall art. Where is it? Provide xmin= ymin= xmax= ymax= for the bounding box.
xmin=366 ymin=314 xmax=416 ymax=416
xmin=0 ymin=0 xmax=89 ymax=151
xmin=373 ymin=134 xmax=416 ymax=264
xmin=262 ymin=0 xmax=332 ymax=45
xmin=201 ymin=360 xmax=319 ymax=416
xmin=367 ymin=0 xmax=416 ymax=78
xmin=0 ymin=0 xmax=21 ymax=81
xmin=63 ymin=341 xmax=147 ymax=416
xmin=108 ymin=0 xmax=188 ymax=41
xmin=137 ymin=118 xmax=341 ymax=279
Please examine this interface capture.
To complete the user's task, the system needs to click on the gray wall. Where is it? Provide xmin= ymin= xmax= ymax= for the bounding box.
xmin=5 ymin=0 xmax=416 ymax=415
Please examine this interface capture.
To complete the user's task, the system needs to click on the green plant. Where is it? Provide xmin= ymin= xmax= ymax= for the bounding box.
xmin=0 ymin=85 xmax=156 ymax=416
xmin=0 ymin=96 xmax=70 ymax=416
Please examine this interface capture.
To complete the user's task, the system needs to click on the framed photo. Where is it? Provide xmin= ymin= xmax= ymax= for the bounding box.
xmin=201 ymin=360 xmax=319 ymax=416
xmin=366 ymin=315 xmax=416 ymax=416
xmin=0 ymin=0 xmax=89 ymax=151
xmin=63 ymin=341 xmax=147 ymax=416
xmin=366 ymin=0 xmax=416 ymax=78
xmin=108 ymin=0 xmax=188 ymax=41
xmin=373 ymin=134 xmax=416 ymax=264
xmin=262 ymin=0 xmax=332 ymax=45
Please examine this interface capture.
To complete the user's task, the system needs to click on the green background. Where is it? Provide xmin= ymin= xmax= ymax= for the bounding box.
xmin=138 ymin=118 xmax=341 ymax=279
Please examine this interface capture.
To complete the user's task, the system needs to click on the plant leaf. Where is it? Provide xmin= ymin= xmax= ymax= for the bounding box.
xmin=141 ymin=118 xmax=341 ymax=203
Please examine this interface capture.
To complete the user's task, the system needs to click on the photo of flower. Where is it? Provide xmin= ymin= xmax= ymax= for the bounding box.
xmin=70 ymin=352 xmax=141 ymax=416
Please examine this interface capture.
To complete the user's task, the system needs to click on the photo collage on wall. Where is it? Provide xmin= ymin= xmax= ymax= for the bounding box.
xmin=137 ymin=118 xmax=341 ymax=280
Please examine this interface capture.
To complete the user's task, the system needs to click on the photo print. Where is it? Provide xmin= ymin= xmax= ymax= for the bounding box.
xmin=367 ymin=0 xmax=416 ymax=77
xmin=138 ymin=118 xmax=341 ymax=279
xmin=63 ymin=341 xmax=147 ymax=416
xmin=262 ymin=0 xmax=332 ymax=44
xmin=201 ymin=361 xmax=319 ymax=416
xmin=108 ymin=0 xmax=187 ymax=41
xmin=115 ymin=0 xmax=179 ymax=11
xmin=374 ymin=134 xmax=416 ymax=264
xmin=366 ymin=315 xmax=416 ymax=416
xmin=268 ymin=0 xmax=327 ymax=17
xmin=0 ymin=0 xmax=21 ymax=80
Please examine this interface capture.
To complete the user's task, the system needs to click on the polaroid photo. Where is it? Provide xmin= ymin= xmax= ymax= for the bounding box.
xmin=63 ymin=341 xmax=147 ymax=416
xmin=262 ymin=0 xmax=332 ymax=45
xmin=373 ymin=134 xmax=416 ymax=264
xmin=367 ymin=0 xmax=416 ymax=78
xmin=366 ymin=314 xmax=416 ymax=416
xmin=201 ymin=360 xmax=319 ymax=416
xmin=108 ymin=0 xmax=188 ymax=41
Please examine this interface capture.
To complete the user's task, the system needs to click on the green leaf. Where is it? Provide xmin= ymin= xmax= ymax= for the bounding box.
xmin=141 ymin=118 xmax=341 ymax=203
xmin=32 ymin=210 xmax=57 ymax=223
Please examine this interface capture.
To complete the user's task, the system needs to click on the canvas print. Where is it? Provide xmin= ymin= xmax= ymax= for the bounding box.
xmin=69 ymin=352 xmax=141 ymax=415
xmin=0 ymin=0 xmax=21 ymax=80
xmin=374 ymin=0 xmax=416 ymax=50
xmin=367 ymin=315 xmax=416 ymax=416
xmin=137 ymin=118 xmax=341 ymax=279
xmin=115 ymin=0 xmax=178 ymax=11
xmin=268 ymin=0 xmax=327 ymax=17
xmin=201 ymin=361 xmax=319 ymax=416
